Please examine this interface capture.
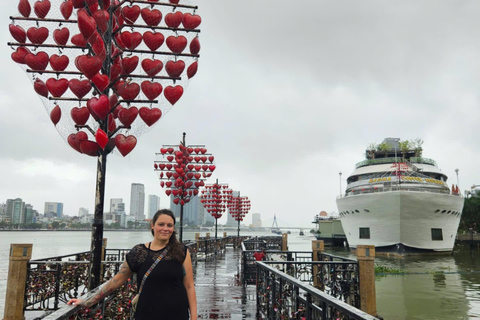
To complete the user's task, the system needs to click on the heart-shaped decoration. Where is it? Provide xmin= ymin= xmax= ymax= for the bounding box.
xmin=71 ymin=106 xmax=90 ymax=125
xmin=143 ymin=31 xmax=164 ymax=51
xmin=9 ymin=0 xmax=202 ymax=157
xmin=68 ymin=79 xmax=92 ymax=98
xmin=46 ymin=78 xmax=69 ymax=97
xmin=141 ymin=8 xmax=162 ymax=26
xmin=53 ymin=27 xmax=70 ymax=45
xmin=115 ymin=134 xmax=137 ymax=156
xmin=139 ymin=107 xmax=161 ymax=126
xmin=34 ymin=0 xmax=51 ymax=19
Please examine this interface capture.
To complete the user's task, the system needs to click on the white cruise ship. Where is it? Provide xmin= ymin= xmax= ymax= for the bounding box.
xmin=337 ymin=138 xmax=464 ymax=255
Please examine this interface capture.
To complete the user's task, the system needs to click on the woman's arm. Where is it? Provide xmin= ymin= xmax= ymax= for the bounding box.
xmin=67 ymin=261 xmax=133 ymax=307
xmin=183 ymin=249 xmax=197 ymax=320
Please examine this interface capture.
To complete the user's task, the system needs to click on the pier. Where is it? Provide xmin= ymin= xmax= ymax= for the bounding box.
xmin=3 ymin=235 xmax=380 ymax=320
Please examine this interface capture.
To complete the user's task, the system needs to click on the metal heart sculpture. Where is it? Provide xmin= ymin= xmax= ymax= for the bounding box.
xmin=9 ymin=0 xmax=201 ymax=157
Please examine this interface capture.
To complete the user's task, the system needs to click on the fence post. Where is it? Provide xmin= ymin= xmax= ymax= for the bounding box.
xmin=281 ymin=233 xmax=288 ymax=251
xmin=223 ymin=231 xmax=227 ymax=238
xmin=100 ymin=238 xmax=107 ymax=282
xmin=312 ymin=240 xmax=324 ymax=289
xmin=3 ymin=243 xmax=33 ymax=320
xmin=356 ymin=245 xmax=377 ymax=316
xmin=206 ymin=232 xmax=210 ymax=239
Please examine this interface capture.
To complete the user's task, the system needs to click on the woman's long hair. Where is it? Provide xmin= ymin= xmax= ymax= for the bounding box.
xmin=151 ymin=209 xmax=186 ymax=263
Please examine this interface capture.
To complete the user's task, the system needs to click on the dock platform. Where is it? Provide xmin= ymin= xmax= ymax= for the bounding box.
xmin=195 ymin=246 xmax=256 ymax=319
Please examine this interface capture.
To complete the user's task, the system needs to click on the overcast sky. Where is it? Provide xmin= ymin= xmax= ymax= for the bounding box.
xmin=1 ymin=1 xmax=479 ymax=229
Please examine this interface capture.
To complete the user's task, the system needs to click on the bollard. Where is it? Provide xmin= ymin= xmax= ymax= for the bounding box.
xmin=356 ymin=245 xmax=377 ymax=317
xmin=281 ymin=233 xmax=288 ymax=251
xmin=223 ymin=232 xmax=227 ymax=238
xmin=312 ymin=240 xmax=324 ymax=290
xmin=206 ymin=232 xmax=210 ymax=239
xmin=195 ymin=233 xmax=200 ymax=241
xmin=3 ymin=243 xmax=33 ymax=320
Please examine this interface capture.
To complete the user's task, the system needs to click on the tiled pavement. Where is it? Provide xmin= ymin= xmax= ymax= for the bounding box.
xmin=194 ymin=247 xmax=257 ymax=320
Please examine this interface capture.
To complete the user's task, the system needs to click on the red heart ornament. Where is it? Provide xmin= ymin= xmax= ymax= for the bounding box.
xmin=71 ymin=33 xmax=87 ymax=47
xmin=121 ymin=56 xmax=139 ymax=75
xmin=165 ymin=189 xmax=172 ymax=196
xmin=164 ymin=85 xmax=184 ymax=105
xmin=141 ymin=8 xmax=162 ymax=26
xmin=190 ymin=37 xmax=201 ymax=55
xmin=165 ymin=60 xmax=185 ymax=78
xmin=11 ymin=46 xmax=31 ymax=64
xmin=118 ymin=107 xmax=138 ymax=127
xmin=187 ymin=61 xmax=198 ymax=79
xmin=166 ymin=35 xmax=187 ymax=54
xmin=50 ymin=105 xmax=61 ymax=125
xmin=120 ymin=31 xmax=143 ymax=50
xmin=88 ymin=94 xmax=110 ymax=120
xmin=9 ymin=25 xmax=26 ymax=43
xmin=115 ymin=134 xmax=137 ymax=156
xmin=71 ymin=107 xmax=90 ymax=125
xmin=53 ymin=28 xmax=70 ymax=46
xmin=25 ymin=51 xmax=49 ymax=71
xmin=139 ymin=107 xmax=161 ymax=126
xmin=91 ymin=73 xmax=110 ymax=93
xmin=68 ymin=131 xmax=88 ymax=153
xmin=18 ymin=0 xmax=31 ymax=17
xmin=46 ymin=78 xmax=69 ymax=97
xmin=141 ymin=81 xmax=163 ymax=100
xmin=173 ymin=198 xmax=180 ymax=205
xmin=141 ymin=59 xmax=163 ymax=77
xmin=60 ymin=0 xmax=73 ymax=20
xmin=143 ymin=31 xmax=164 ymax=51
xmin=93 ymin=9 xmax=110 ymax=34
xmin=115 ymin=81 xmax=140 ymax=100
xmin=165 ymin=11 xmax=183 ymax=28
xmin=49 ymin=54 xmax=69 ymax=71
xmin=79 ymin=140 xmax=101 ymax=157
xmin=68 ymin=79 xmax=92 ymax=98
xmin=34 ymin=0 xmax=51 ymax=19
xmin=122 ymin=5 xmax=140 ymax=24
xmin=182 ymin=13 xmax=202 ymax=30
xmin=33 ymin=78 xmax=49 ymax=97
xmin=77 ymin=9 xmax=96 ymax=41
xmin=75 ymin=55 xmax=102 ymax=79
xmin=27 ymin=27 xmax=49 ymax=45
xmin=95 ymin=128 xmax=109 ymax=149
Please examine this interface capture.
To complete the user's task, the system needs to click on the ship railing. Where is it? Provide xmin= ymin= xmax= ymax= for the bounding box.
xmin=196 ymin=237 xmax=228 ymax=260
xmin=339 ymin=185 xmax=451 ymax=198
xmin=355 ymin=157 xmax=436 ymax=169
xmin=256 ymin=261 xmax=378 ymax=320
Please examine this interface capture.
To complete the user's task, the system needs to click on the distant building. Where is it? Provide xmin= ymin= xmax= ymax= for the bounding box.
xmin=130 ymin=183 xmax=145 ymax=221
xmin=148 ymin=195 xmax=160 ymax=220
xmin=226 ymin=191 xmax=240 ymax=227
xmin=170 ymin=195 xmax=203 ymax=226
xmin=110 ymin=198 xmax=125 ymax=214
xmin=44 ymin=202 xmax=64 ymax=218
xmin=78 ymin=207 xmax=89 ymax=217
xmin=252 ymin=213 xmax=262 ymax=228
xmin=6 ymin=198 xmax=25 ymax=224
xmin=24 ymin=204 xmax=34 ymax=224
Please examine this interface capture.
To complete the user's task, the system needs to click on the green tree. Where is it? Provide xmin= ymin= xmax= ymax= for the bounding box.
xmin=51 ymin=221 xmax=60 ymax=229
xmin=459 ymin=196 xmax=480 ymax=232
xmin=398 ymin=140 xmax=411 ymax=160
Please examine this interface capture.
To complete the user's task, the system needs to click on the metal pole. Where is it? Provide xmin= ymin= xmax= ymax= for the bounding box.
xmin=179 ymin=132 xmax=187 ymax=243
xmin=339 ymin=171 xmax=342 ymax=197
xmin=215 ymin=178 xmax=218 ymax=241
xmin=455 ymin=168 xmax=460 ymax=191
xmin=90 ymin=151 xmax=106 ymax=290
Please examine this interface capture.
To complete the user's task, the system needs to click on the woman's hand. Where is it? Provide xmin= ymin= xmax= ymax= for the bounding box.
xmin=67 ymin=298 xmax=88 ymax=307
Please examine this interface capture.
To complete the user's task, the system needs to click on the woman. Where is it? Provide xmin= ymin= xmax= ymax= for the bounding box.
xmin=67 ymin=209 xmax=197 ymax=320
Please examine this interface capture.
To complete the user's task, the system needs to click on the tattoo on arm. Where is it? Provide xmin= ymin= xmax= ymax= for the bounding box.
xmin=85 ymin=262 xmax=130 ymax=307
xmin=183 ymin=266 xmax=186 ymax=277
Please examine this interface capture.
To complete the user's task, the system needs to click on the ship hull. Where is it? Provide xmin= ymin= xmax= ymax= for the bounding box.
xmin=337 ymin=191 xmax=464 ymax=255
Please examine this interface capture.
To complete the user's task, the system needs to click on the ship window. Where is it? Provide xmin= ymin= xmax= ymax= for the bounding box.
xmin=431 ymin=228 xmax=443 ymax=241
xmin=435 ymin=209 xmax=440 ymax=213
xmin=359 ymin=227 xmax=370 ymax=239
xmin=355 ymin=209 xmax=360 ymax=213
xmin=364 ymin=209 xmax=370 ymax=212
xmin=447 ymin=210 xmax=451 ymax=214
xmin=441 ymin=210 xmax=446 ymax=213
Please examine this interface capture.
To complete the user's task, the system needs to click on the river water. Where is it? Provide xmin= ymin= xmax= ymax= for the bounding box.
xmin=1 ymin=230 xmax=479 ymax=319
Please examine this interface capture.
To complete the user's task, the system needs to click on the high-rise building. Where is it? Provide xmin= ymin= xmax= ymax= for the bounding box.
xmin=170 ymin=195 xmax=202 ymax=226
xmin=252 ymin=213 xmax=262 ymax=228
xmin=148 ymin=195 xmax=160 ymax=220
xmin=44 ymin=202 xmax=64 ymax=218
xmin=226 ymin=191 xmax=240 ymax=227
xmin=24 ymin=204 xmax=34 ymax=224
xmin=6 ymin=198 xmax=25 ymax=224
xmin=130 ymin=183 xmax=145 ymax=220
xmin=110 ymin=198 xmax=125 ymax=214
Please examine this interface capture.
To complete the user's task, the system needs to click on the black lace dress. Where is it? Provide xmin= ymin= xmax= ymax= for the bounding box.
xmin=126 ymin=243 xmax=189 ymax=320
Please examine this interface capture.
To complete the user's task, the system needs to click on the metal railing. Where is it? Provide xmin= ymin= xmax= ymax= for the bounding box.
xmin=256 ymin=262 xmax=379 ymax=320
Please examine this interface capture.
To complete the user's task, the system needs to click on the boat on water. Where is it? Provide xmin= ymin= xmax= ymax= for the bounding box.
xmin=336 ymin=138 xmax=464 ymax=255
xmin=299 ymin=230 xmax=304 ymax=236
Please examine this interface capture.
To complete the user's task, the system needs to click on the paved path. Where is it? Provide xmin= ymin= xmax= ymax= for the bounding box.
xmin=194 ymin=247 xmax=257 ymax=320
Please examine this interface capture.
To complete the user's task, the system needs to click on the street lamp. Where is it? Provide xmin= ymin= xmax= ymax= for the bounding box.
xmin=455 ymin=168 xmax=460 ymax=194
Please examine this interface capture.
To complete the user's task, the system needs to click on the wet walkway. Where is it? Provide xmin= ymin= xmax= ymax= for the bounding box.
xmin=194 ymin=247 xmax=257 ymax=320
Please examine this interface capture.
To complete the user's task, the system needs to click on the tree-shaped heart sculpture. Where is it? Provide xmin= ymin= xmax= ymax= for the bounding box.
xmin=9 ymin=0 xmax=201 ymax=157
